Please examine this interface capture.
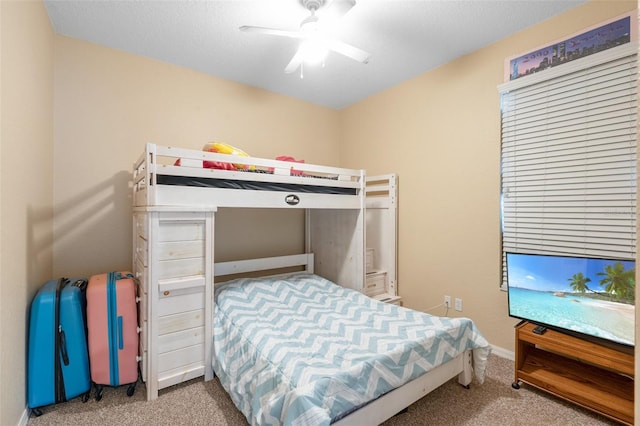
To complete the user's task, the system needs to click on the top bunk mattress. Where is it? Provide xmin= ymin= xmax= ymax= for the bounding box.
xmin=212 ymin=272 xmax=491 ymax=426
xmin=156 ymin=172 xmax=356 ymax=195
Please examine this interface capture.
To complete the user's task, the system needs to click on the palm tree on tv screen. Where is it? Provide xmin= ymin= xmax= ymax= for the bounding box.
xmin=597 ymin=262 xmax=635 ymax=303
xmin=568 ymin=272 xmax=593 ymax=294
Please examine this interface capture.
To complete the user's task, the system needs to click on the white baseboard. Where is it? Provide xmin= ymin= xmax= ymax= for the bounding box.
xmin=489 ymin=344 xmax=514 ymax=361
xmin=18 ymin=406 xmax=29 ymax=426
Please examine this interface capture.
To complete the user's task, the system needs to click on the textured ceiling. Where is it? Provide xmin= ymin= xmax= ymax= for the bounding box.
xmin=44 ymin=0 xmax=588 ymax=109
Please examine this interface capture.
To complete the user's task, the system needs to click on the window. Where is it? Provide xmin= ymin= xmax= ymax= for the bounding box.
xmin=499 ymin=44 xmax=637 ymax=289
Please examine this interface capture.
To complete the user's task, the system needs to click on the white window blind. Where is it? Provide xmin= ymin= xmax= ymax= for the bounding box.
xmin=499 ymin=44 xmax=637 ymax=288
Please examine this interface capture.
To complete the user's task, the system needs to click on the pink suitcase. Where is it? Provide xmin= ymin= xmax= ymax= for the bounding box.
xmin=86 ymin=271 xmax=139 ymax=400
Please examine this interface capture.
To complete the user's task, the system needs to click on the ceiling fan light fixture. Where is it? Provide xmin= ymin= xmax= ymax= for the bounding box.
xmin=240 ymin=0 xmax=368 ymax=74
xmin=298 ymin=38 xmax=328 ymax=65
xmin=301 ymin=0 xmax=324 ymax=13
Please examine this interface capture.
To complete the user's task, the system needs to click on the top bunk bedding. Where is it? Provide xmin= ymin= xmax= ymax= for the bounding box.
xmin=212 ymin=272 xmax=491 ymax=426
xmin=133 ymin=144 xmax=365 ymax=209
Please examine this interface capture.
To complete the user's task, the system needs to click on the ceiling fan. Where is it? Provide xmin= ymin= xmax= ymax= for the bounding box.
xmin=239 ymin=0 xmax=370 ymax=75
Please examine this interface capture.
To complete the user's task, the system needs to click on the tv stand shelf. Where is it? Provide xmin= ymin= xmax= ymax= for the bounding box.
xmin=513 ymin=321 xmax=634 ymax=425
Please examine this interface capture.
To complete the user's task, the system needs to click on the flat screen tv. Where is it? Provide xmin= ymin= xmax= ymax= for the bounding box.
xmin=506 ymin=252 xmax=635 ymax=347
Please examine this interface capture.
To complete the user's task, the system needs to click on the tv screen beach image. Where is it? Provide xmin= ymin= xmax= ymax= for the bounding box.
xmin=507 ymin=253 xmax=635 ymax=346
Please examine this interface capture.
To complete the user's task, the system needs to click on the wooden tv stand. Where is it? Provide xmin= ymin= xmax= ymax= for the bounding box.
xmin=513 ymin=321 xmax=634 ymax=425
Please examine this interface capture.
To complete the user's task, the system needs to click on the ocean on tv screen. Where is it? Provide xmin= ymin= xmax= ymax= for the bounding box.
xmin=507 ymin=253 xmax=635 ymax=346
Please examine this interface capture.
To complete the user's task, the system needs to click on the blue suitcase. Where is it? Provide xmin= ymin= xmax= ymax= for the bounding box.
xmin=28 ymin=278 xmax=91 ymax=415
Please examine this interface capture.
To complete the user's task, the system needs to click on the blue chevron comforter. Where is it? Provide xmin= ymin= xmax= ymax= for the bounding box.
xmin=213 ymin=272 xmax=490 ymax=426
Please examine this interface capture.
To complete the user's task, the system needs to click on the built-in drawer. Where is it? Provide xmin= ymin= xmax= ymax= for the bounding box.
xmin=157 ymin=277 xmax=205 ymax=315
xmin=365 ymin=271 xmax=386 ymax=296
xmin=158 ymin=220 xmax=204 ymax=243
xmin=158 ymin=258 xmax=205 ymax=280
xmin=373 ymin=294 xmax=402 ymax=306
xmin=158 ymin=309 xmax=205 ymax=336
xmin=157 ymin=240 xmax=204 ymax=262
xmin=156 ymin=220 xmax=206 ymax=280
xmin=158 ymin=343 xmax=204 ymax=374
xmin=158 ymin=327 xmax=204 ymax=354
xmin=158 ymin=290 xmax=204 ymax=318
xmin=158 ymin=362 xmax=204 ymax=390
xmin=157 ymin=277 xmax=205 ymax=336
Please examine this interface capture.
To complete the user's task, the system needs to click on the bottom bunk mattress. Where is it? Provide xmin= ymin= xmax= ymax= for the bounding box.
xmin=213 ymin=272 xmax=491 ymax=426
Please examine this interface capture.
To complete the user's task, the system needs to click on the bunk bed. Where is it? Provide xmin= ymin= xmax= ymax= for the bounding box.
xmin=132 ymin=143 xmax=491 ymax=424
xmin=132 ymin=143 xmax=364 ymax=209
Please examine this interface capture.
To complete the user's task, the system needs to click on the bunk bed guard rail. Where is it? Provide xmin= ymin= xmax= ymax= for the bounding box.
xmin=133 ymin=143 xmax=365 ymax=209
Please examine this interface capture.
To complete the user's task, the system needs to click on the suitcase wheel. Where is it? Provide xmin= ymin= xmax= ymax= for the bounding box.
xmin=94 ymin=385 xmax=103 ymax=402
xmin=82 ymin=390 xmax=91 ymax=403
xmin=126 ymin=383 xmax=136 ymax=397
xmin=32 ymin=408 xmax=43 ymax=417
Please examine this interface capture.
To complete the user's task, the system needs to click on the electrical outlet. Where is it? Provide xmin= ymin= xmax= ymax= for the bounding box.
xmin=455 ymin=298 xmax=463 ymax=311
xmin=444 ymin=295 xmax=451 ymax=308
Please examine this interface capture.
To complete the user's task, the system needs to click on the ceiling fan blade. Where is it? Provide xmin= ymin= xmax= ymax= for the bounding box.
xmin=284 ymin=50 xmax=305 ymax=74
xmin=320 ymin=0 xmax=356 ymax=22
xmin=325 ymin=39 xmax=370 ymax=64
xmin=239 ymin=25 xmax=302 ymax=39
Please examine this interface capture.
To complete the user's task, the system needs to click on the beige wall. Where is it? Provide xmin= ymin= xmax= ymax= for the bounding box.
xmin=341 ymin=0 xmax=636 ymax=352
xmin=1 ymin=1 xmax=54 ymax=425
xmin=53 ymin=36 xmax=340 ymax=277
xmin=2 ymin=0 xmax=637 ymax=423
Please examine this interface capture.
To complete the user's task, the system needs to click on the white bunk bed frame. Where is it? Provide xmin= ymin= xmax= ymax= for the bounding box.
xmin=365 ymin=174 xmax=398 ymax=303
xmin=133 ymin=143 xmax=364 ymax=209
xmin=132 ymin=143 xmax=473 ymax=423
xmin=133 ymin=142 xmax=366 ymax=289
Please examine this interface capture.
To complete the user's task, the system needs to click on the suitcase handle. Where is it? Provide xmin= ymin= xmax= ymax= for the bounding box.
xmin=113 ymin=272 xmax=134 ymax=281
xmin=70 ymin=279 xmax=87 ymax=290
xmin=118 ymin=316 xmax=124 ymax=350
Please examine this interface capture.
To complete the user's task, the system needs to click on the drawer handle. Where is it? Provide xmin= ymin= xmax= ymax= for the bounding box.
xmin=163 ymin=290 xmax=170 ymax=296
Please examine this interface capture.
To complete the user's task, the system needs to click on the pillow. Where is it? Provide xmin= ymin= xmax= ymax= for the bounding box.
xmin=202 ymin=142 xmax=252 ymax=170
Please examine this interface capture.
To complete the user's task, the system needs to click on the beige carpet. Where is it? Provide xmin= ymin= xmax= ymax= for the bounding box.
xmin=28 ymin=354 xmax=619 ymax=425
